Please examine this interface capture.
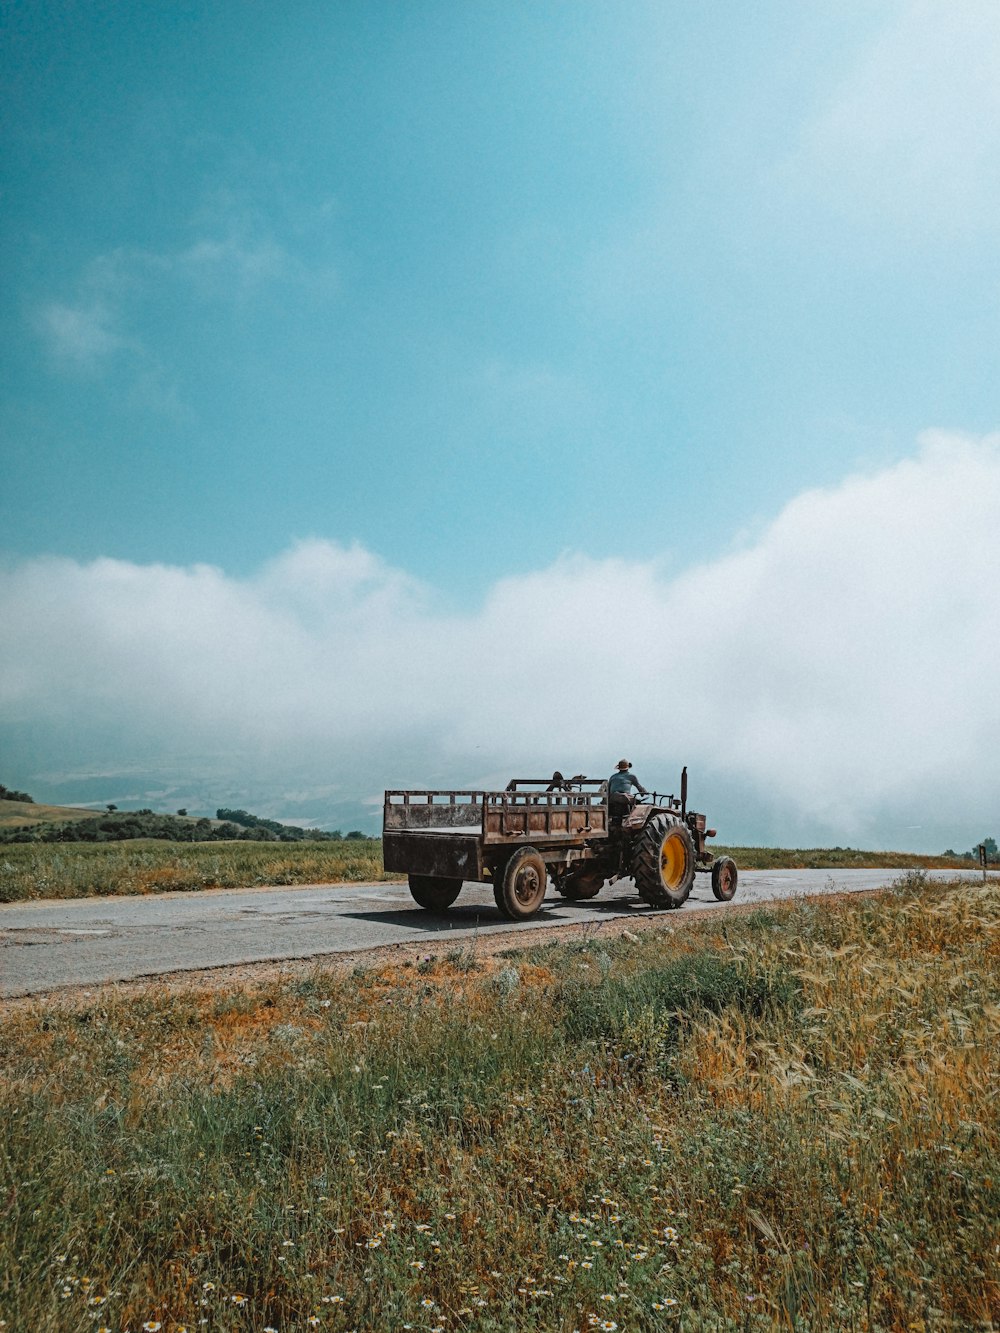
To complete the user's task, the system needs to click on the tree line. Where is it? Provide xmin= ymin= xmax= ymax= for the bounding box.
xmin=214 ymin=808 xmax=367 ymax=841
xmin=0 ymin=789 xmax=370 ymax=845
xmin=944 ymin=836 xmax=998 ymax=864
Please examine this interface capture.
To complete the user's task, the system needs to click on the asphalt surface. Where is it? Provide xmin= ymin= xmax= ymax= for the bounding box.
xmin=1 ymin=867 xmax=983 ymax=999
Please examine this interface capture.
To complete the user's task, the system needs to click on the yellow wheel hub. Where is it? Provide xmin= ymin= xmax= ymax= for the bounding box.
xmin=660 ymin=833 xmax=687 ymax=889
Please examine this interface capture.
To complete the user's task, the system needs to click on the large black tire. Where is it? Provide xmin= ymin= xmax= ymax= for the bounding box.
xmin=494 ymin=847 xmax=548 ymax=920
xmin=711 ymin=856 xmax=738 ymax=902
xmin=631 ymin=814 xmax=696 ymax=908
xmin=555 ymin=865 xmax=604 ymax=901
xmin=408 ymin=874 xmax=462 ymax=912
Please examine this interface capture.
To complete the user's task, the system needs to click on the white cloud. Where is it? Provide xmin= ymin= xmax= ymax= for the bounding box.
xmin=34 ymin=300 xmax=126 ymax=372
xmin=1 ymin=431 xmax=998 ymax=847
xmin=175 ymin=234 xmax=291 ymax=288
xmin=788 ymin=0 xmax=1000 ymax=236
xmin=31 ymin=204 xmax=323 ymax=385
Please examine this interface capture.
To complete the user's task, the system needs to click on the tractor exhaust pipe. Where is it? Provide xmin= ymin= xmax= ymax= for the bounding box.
xmin=681 ymin=766 xmax=687 ymax=819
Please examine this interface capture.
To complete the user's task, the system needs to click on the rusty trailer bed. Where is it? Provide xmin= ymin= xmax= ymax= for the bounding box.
xmin=382 ymin=783 xmax=609 ymax=882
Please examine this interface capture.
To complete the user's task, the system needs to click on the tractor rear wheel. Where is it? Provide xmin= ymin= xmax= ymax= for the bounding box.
xmin=555 ymin=864 xmax=603 ymax=900
xmin=631 ymin=814 xmax=696 ymax=908
xmin=711 ymin=856 xmax=738 ymax=902
xmin=408 ymin=874 xmax=462 ymax=912
xmin=494 ymin=847 xmax=548 ymax=920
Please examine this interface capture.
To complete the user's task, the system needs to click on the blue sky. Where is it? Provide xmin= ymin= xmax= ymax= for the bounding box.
xmin=2 ymin=2 xmax=999 ymax=845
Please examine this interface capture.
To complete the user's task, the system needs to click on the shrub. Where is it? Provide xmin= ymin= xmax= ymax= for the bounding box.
xmin=0 ymin=783 xmax=33 ymax=802
xmin=561 ymin=950 xmax=799 ymax=1046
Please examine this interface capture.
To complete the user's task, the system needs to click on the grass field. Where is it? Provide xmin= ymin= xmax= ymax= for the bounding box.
xmin=1 ymin=876 xmax=996 ymax=1330
xmin=710 ymin=846 xmax=972 ymax=871
xmin=0 ymin=839 xmax=973 ymax=904
xmin=0 ymin=839 xmax=390 ymax=903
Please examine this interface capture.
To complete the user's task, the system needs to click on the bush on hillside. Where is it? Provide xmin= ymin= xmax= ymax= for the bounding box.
xmin=216 ymin=808 xmax=344 ymax=842
xmin=0 ymin=784 xmax=34 ymax=803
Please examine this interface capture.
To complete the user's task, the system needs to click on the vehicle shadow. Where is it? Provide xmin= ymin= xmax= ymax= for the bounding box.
xmin=337 ymin=889 xmax=696 ymax=933
xmin=337 ymin=907 xmax=507 ymax=933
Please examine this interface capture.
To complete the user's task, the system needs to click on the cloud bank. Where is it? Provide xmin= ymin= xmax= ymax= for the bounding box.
xmin=2 ymin=431 xmax=998 ymax=847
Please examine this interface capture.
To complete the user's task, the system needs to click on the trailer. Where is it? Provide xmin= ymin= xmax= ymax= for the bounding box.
xmin=383 ymin=772 xmax=736 ymax=920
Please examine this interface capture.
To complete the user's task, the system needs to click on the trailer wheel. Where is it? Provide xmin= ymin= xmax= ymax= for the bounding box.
xmin=555 ymin=865 xmax=603 ymax=900
xmin=711 ymin=856 xmax=738 ymax=902
xmin=408 ymin=874 xmax=462 ymax=912
xmin=494 ymin=847 xmax=548 ymax=920
xmin=631 ymin=814 xmax=696 ymax=908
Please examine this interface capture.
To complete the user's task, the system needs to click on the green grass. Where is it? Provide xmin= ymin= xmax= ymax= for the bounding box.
xmin=0 ymin=839 xmax=392 ymax=903
xmin=1 ymin=879 xmax=997 ymax=1330
xmin=713 ymin=845 xmax=971 ymax=871
xmin=0 ymin=839 xmax=973 ymax=904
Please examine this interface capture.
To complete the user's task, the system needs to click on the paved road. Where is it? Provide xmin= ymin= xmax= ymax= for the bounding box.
xmin=0 ymin=868 xmax=981 ymax=998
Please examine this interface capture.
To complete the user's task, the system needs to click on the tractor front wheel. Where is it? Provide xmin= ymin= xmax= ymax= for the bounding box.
xmin=711 ymin=856 xmax=738 ymax=902
xmin=631 ymin=815 xmax=696 ymax=908
xmin=408 ymin=874 xmax=462 ymax=912
xmin=494 ymin=847 xmax=548 ymax=920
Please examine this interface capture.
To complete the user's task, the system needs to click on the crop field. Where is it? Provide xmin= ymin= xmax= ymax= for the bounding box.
xmin=0 ymin=840 xmax=972 ymax=905
xmin=1 ymin=875 xmax=997 ymax=1331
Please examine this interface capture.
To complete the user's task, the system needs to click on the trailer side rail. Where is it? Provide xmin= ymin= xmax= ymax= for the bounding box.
xmin=383 ymin=781 xmax=608 ymax=843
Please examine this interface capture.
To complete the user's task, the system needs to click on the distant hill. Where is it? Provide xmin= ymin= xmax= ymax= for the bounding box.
xmin=0 ymin=799 xmax=104 ymax=831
